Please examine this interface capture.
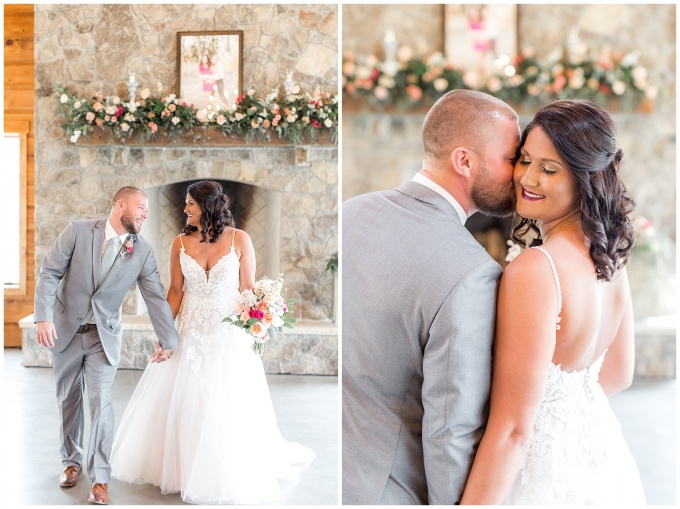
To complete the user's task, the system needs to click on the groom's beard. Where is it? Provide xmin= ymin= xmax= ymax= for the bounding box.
xmin=121 ymin=211 xmax=142 ymax=234
xmin=470 ymin=160 xmax=516 ymax=217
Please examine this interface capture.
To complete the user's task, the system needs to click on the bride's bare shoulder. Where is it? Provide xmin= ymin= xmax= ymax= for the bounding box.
xmin=170 ymin=234 xmax=184 ymax=251
xmin=500 ymin=247 xmax=557 ymax=296
xmin=229 ymin=228 xmax=252 ymax=243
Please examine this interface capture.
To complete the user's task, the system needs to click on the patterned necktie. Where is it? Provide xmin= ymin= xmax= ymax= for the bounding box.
xmin=82 ymin=236 xmax=120 ymax=325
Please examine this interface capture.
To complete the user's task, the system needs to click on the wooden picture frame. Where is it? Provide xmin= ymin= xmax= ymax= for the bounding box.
xmin=444 ymin=5 xmax=518 ymax=86
xmin=176 ymin=31 xmax=244 ymax=120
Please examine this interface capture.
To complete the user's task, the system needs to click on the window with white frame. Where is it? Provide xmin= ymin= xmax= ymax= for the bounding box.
xmin=4 ymin=133 xmax=21 ymax=287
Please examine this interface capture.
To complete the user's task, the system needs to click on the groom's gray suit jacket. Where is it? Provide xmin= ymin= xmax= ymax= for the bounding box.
xmin=34 ymin=218 xmax=178 ymax=365
xmin=342 ymin=181 xmax=502 ymax=504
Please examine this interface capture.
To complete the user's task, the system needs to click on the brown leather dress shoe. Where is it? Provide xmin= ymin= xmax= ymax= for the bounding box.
xmin=59 ymin=466 xmax=81 ymax=487
xmin=88 ymin=483 xmax=109 ymax=505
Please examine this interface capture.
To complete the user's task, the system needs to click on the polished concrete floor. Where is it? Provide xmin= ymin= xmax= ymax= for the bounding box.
xmin=3 ymin=348 xmax=675 ymax=505
xmin=608 ymin=378 xmax=676 ymax=505
xmin=2 ymin=348 xmax=338 ymax=505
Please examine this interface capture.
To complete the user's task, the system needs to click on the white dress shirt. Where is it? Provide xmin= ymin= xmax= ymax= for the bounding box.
xmin=411 ymin=172 xmax=468 ymax=224
xmin=104 ymin=219 xmax=130 ymax=255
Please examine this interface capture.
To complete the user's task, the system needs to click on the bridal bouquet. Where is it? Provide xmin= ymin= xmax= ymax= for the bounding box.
xmin=223 ymin=274 xmax=297 ymax=356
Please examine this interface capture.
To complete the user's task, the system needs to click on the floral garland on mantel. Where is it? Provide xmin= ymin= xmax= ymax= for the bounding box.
xmin=343 ymin=45 xmax=657 ymax=112
xmin=54 ymin=85 xmax=338 ymax=146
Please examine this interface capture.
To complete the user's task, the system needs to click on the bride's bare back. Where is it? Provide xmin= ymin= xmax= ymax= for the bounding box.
xmin=538 ymin=233 xmax=634 ymax=386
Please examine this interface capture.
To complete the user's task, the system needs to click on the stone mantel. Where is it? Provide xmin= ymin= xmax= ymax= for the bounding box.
xmin=342 ymin=96 xmax=655 ymax=117
xmin=70 ymin=127 xmax=336 ymax=147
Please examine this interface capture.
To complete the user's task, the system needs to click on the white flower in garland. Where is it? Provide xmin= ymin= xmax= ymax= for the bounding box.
xmin=69 ymin=130 xmax=81 ymax=143
xmin=612 ymin=81 xmax=626 ymax=96
xmin=60 ymin=94 xmax=69 ymax=104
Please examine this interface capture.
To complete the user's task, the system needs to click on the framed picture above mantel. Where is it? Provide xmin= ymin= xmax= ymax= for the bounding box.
xmin=176 ymin=31 xmax=244 ymax=118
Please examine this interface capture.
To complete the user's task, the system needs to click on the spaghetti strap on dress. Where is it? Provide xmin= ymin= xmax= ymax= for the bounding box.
xmin=532 ymin=246 xmax=563 ymax=330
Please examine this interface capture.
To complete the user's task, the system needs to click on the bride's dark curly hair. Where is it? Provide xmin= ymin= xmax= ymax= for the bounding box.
xmin=511 ymin=100 xmax=636 ymax=281
xmin=182 ymin=180 xmax=235 ymax=243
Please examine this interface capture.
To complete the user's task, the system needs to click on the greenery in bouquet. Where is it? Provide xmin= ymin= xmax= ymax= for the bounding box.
xmin=223 ymin=274 xmax=298 ymax=357
xmin=342 ymin=44 xmax=656 ymax=112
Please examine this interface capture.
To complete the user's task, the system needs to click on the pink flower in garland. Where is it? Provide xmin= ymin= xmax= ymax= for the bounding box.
xmin=149 ymin=122 xmax=158 ymax=133
xmin=407 ymin=85 xmax=423 ymax=102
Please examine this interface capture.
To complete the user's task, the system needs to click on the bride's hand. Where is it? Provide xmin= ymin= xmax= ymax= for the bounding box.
xmin=150 ymin=346 xmax=173 ymax=363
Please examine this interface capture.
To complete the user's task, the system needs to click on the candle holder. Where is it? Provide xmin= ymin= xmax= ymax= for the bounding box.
xmin=283 ymin=73 xmax=296 ymax=96
xmin=566 ymin=26 xmax=581 ymax=62
xmin=126 ymin=73 xmax=139 ymax=104
xmin=382 ymin=29 xmax=400 ymax=77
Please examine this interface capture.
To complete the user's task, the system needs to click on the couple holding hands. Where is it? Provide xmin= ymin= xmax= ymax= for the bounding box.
xmin=35 ymin=181 xmax=313 ymax=505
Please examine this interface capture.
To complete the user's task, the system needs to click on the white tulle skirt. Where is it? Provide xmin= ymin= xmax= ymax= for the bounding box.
xmin=110 ymin=320 xmax=314 ymax=504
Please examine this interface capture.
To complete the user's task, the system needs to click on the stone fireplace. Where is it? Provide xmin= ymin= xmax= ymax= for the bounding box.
xmin=23 ymin=143 xmax=338 ymax=375
xmin=143 ymin=179 xmax=279 ymax=294
xmin=123 ymin=178 xmax=282 ymax=316
xmin=22 ymin=3 xmax=339 ymax=374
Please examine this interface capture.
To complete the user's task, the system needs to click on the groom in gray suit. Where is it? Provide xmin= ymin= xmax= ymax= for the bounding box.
xmin=34 ymin=186 xmax=178 ymax=505
xmin=343 ymin=90 xmax=520 ymax=504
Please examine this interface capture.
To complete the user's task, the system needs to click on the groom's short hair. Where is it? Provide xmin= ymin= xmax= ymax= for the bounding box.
xmin=422 ymin=90 xmax=518 ymax=161
xmin=112 ymin=186 xmax=146 ymax=206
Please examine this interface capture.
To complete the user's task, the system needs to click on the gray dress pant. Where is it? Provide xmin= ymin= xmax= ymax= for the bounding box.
xmin=52 ymin=326 xmax=117 ymax=484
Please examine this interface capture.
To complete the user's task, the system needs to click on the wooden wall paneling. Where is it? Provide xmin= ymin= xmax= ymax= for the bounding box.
xmin=4 ymin=4 xmax=35 ymax=347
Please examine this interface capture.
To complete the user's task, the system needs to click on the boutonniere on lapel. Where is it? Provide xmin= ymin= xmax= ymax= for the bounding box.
xmin=120 ymin=235 xmax=135 ymax=260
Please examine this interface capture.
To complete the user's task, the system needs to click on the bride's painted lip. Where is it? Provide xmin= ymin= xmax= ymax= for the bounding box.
xmin=521 ymin=187 xmax=545 ymax=201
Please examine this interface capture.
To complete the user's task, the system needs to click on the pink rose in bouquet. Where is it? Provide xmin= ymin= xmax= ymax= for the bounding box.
xmin=223 ymin=274 xmax=297 ymax=356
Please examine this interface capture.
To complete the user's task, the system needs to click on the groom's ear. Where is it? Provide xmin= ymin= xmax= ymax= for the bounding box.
xmin=450 ymin=147 xmax=473 ymax=179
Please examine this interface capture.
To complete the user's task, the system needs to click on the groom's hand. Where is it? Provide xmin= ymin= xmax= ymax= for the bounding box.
xmin=36 ymin=321 xmax=58 ymax=348
xmin=150 ymin=345 xmax=173 ymax=363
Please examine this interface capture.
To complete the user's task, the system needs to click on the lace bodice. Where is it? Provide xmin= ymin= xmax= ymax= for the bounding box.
xmin=180 ymin=249 xmax=240 ymax=307
xmin=176 ymin=233 xmax=242 ymax=387
xmin=178 ymin=233 xmax=240 ymax=312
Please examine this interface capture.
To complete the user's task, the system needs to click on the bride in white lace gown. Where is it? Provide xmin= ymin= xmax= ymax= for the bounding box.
xmin=110 ymin=181 xmax=314 ymax=504
xmin=460 ymin=100 xmax=646 ymax=504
